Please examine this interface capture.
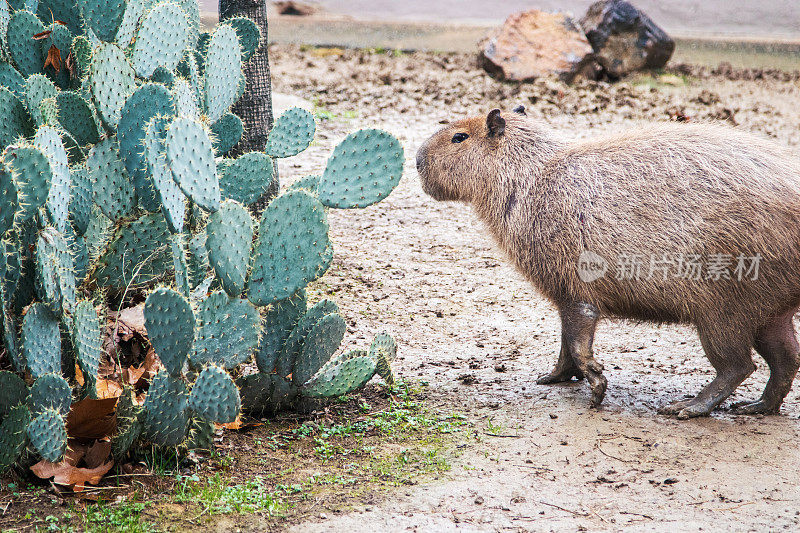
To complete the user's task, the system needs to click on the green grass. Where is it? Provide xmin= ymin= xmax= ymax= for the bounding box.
xmin=175 ymin=473 xmax=288 ymax=517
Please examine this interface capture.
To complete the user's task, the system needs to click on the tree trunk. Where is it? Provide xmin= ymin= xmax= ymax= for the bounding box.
xmin=219 ymin=0 xmax=278 ymax=212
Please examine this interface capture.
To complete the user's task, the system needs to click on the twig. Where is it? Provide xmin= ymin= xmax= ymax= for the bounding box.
xmin=0 ymin=501 xmax=11 ymax=515
xmin=712 ymin=502 xmax=755 ymax=512
xmin=620 ymin=511 xmax=653 ymax=520
xmin=536 ymin=500 xmax=589 ymax=517
xmin=483 ymin=432 xmax=521 ymax=438
xmin=595 ymin=440 xmax=636 ymax=463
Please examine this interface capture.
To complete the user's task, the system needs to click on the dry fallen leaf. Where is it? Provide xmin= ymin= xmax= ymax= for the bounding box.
xmin=44 ymin=45 xmax=62 ymax=72
xmin=31 ymin=440 xmax=114 ymax=492
xmin=66 ymin=398 xmax=118 ymax=440
xmin=95 ymin=379 xmax=124 ymax=400
xmin=216 ymin=416 xmax=263 ymax=431
xmin=32 ymin=30 xmax=52 ymax=40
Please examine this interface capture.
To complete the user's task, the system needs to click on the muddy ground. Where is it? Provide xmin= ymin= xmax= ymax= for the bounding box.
xmin=267 ymin=45 xmax=800 ymax=531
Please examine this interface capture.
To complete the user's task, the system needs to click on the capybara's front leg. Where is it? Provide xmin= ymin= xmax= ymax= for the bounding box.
xmin=561 ymin=302 xmax=606 ymax=408
xmin=537 ymin=331 xmax=585 ymax=384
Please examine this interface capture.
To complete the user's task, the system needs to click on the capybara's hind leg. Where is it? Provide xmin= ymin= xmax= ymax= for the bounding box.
xmin=536 ymin=331 xmax=585 ymax=384
xmin=560 ymin=302 xmax=606 ymax=407
xmin=733 ymin=310 xmax=800 ymax=415
xmin=661 ymin=326 xmax=755 ymax=419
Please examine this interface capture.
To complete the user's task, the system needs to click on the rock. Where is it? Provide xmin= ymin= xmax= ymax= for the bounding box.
xmin=580 ymin=0 xmax=674 ymax=78
xmin=479 ymin=10 xmax=593 ymax=83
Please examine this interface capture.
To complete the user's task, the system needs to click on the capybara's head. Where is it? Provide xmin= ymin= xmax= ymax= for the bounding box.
xmin=416 ymin=108 xmax=526 ymax=203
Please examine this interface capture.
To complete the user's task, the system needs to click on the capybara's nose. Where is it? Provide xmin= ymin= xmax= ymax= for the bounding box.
xmin=415 ymin=147 xmax=425 ymax=174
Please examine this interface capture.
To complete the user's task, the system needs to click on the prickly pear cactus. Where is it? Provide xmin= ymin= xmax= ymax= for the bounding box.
xmin=0 ymin=0 xmax=403 ymax=469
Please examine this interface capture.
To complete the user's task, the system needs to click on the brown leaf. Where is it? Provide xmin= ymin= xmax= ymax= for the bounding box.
xmin=95 ymin=379 xmax=124 ymax=400
xmin=216 ymin=416 xmax=263 ymax=431
xmin=31 ymin=457 xmax=114 ymax=492
xmin=33 ymin=30 xmax=52 ymax=40
xmin=66 ymin=398 xmax=118 ymax=440
xmin=122 ymin=365 xmax=146 ymax=387
xmin=43 ymin=45 xmax=62 ymax=72
xmin=84 ymin=441 xmax=112 ymax=470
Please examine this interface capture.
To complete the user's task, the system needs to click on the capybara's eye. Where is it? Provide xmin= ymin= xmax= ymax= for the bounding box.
xmin=452 ymin=133 xmax=469 ymax=144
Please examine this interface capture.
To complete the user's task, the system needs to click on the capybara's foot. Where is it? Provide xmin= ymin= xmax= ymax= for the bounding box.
xmin=588 ymin=371 xmax=608 ymax=408
xmin=659 ymin=397 xmax=713 ymax=419
xmin=730 ymin=399 xmax=781 ymax=415
xmin=536 ymin=367 xmax=584 ymax=385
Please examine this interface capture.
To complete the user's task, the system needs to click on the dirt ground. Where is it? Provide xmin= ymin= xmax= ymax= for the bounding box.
xmin=267 ymin=45 xmax=800 ymax=531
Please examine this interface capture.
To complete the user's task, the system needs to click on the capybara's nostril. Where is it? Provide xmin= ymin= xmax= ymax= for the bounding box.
xmin=415 ymin=150 xmax=425 ymax=173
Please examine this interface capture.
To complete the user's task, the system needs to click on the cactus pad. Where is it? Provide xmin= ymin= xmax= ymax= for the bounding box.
xmin=150 ymin=66 xmax=175 ymax=87
xmin=191 ymin=290 xmax=260 ymax=370
xmin=0 ymin=62 xmax=26 ymax=100
xmin=2 ymin=304 xmax=22 ymax=373
xmin=38 ymin=0 xmax=85 ymax=36
xmin=25 ymin=74 xmax=58 ymax=126
xmin=132 ymin=1 xmax=191 ymax=78
xmin=218 ymin=151 xmax=274 ymax=205
xmin=203 ymin=24 xmax=241 ymax=123
xmin=144 ymin=116 xmax=186 ymax=232
xmin=188 ymin=364 xmax=240 ymax=423
xmin=302 ymin=350 xmax=377 ymax=398
xmin=247 ymin=190 xmax=331 ymax=306
xmin=277 ymin=299 xmax=338 ymax=378
xmin=144 ymin=287 xmax=194 ymax=376
xmin=210 ymin=112 xmax=243 ymax=155
xmin=90 ymin=43 xmax=136 ymax=130
xmin=28 ymin=408 xmax=68 ymax=462
xmin=0 ymin=405 xmax=30 ymax=472
xmin=92 ymin=212 xmax=172 ymax=289
xmin=34 ymin=126 xmax=71 ymax=232
xmin=0 ymin=166 xmax=16 ymax=235
xmin=22 ymin=302 xmax=61 ymax=379
xmin=29 ymin=373 xmax=72 ymax=415
xmin=204 ymin=199 xmax=253 ymax=297
xmin=35 ymin=226 xmax=75 ymax=316
xmin=165 ymin=117 xmax=219 ymax=212
xmin=319 ymin=129 xmax=404 ymax=209
xmin=0 ymin=87 xmax=34 ymax=151
xmin=223 ymin=17 xmax=260 ymax=62
xmin=87 ymin=138 xmax=136 ymax=221
xmin=142 ymin=370 xmax=189 ymax=446
xmin=265 ymin=107 xmax=315 ymax=159
xmin=293 ymin=312 xmax=346 ymax=386
xmin=172 ymin=78 xmax=199 ymax=119
xmin=170 ymin=234 xmax=190 ymax=296
xmin=79 ymin=0 xmax=126 ymax=41
xmin=286 ymin=175 xmax=320 ymax=196
xmin=256 ymin=290 xmax=306 ymax=373
xmin=69 ymin=165 xmax=93 ymax=235
xmin=111 ymin=386 xmax=142 ymax=457
xmin=369 ymin=333 xmax=396 ymax=386
xmin=73 ymin=301 xmax=102 ymax=396
xmin=56 ymin=91 xmax=100 ymax=146
xmin=0 ymin=371 xmax=28 ymax=420
xmin=5 ymin=144 xmax=52 ymax=221
xmin=7 ymin=11 xmax=45 ymax=76
xmin=115 ymin=0 xmax=148 ymax=46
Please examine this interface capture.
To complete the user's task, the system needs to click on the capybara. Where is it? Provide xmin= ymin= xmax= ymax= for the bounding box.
xmin=416 ymin=107 xmax=800 ymax=418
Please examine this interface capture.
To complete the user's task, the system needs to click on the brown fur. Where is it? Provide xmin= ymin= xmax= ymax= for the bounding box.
xmin=417 ymin=110 xmax=800 ymax=417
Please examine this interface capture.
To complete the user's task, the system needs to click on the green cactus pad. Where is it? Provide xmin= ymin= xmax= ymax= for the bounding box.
xmin=165 ymin=117 xmax=219 ymax=212
xmin=176 ymin=50 xmax=203 ymax=113
xmin=87 ymin=138 xmax=136 ymax=221
xmin=144 ymin=287 xmax=194 ymax=375
xmin=218 ymin=151 xmax=274 ymax=205
xmin=145 ymin=117 xmax=186 ymax=232
xmin=210 ymin=112 xmax=243 ymax=155
xmin=21 ymin=302 xmax=61 ymax=379
xmin=69 ymin=165 xmax=93 ymax=235
xmin=92 ymin=212 xmax=172 ymax=289
xmin=188 ymin=364 xmax=240 ymax=423
xmin=0 ymin=166 xmax=16 ymax=235
xmin=369 ymin=333 xmax=396 ymax=386
xmin=35 ymin=226 xmax=75 ymax=316
xmin=132 ymin=1 xmax=191 ymax=78
xmin=223 ymin=17 xmax=260 ymax=62
xmin=70 ymin=35 xmax=92 ymax=78
xmin=33 ymin=126 xmax=71 ymax=232
xmin=302 ymin=350 xmax=377 ymax=398
xmin=56 ymin=91 xmax=99 ymax=146
xmin=25 ymin=74 xmax=58 ymax=126
xmin=170 ymin=234 xmax=190 ymax=296
xmin=0 ymin=371 xmax=28 ymax=420
xmin=204 ymin=199 xmax=253 ymax=297
xmin=256 ymin=290 xmax=306 ymax=373
xmin=38 ymin=0 xmax=84 ymax=36
xmin=0 ymin=62 xmax=26 ymax=100
xmin=187 ymin=231 xmax=209 ymax=290
xmin=319 ymin=129 xmax=404 ymax=209
xmin=286 ymin=175 xmax=320 ymax=196
xmin=277 ymin=299 xmax=338 ymax=378
xmin=73 ymin=301 xmax=102 ymax=396
xmin=70 ymin=231 xmax=90 ymax=284
xmin=119 ymin=86 xmax=175 ymax=213
xmin=111 ymin=386 xmax=143 ymax=458
xmin=2 ymin=303 xmax=23 ymax=373
xmin=185 ymin=417 xmax=213 ymax=451
xmin=172 ymin=78 xmax=198 ymax=119
xmin=28 ymin=408 xmax=67 ymax=462
xmin=29 ymin=373 xmax=72 ymax=415
xmin=7 ymin=11 xmax=45 ymax=76
xmin=265 ymin=107 xmax=316 ymax=159
xmin=236 ymin=373 xmax=274 ymax=414
xmin=90 ymin=43 xmax=136 ymax=130
xmin=0 ymin=87 xmax=34 ymax=151
xmin=5 ymin=144 xmax=52 ymax=221
xmin=115 ymin=0 xmax=149 ymax=46
xmin=176 ymin=0 xmax=199 ymax=47
xmin=79 ymin=0 xmax=126 ymax=41
xmin=150 ymin=66 xmax=175 ymax=87
xmin=0 ymin=405 xmax=30 ymax=472
xmin=142 ymin=370 xmax=189 ymax=446
xmin=203 ymin=23 xmax=241 ymax=123
xmin=293 ymin=312 xmax=346 ymax=386
xmin=191 ymin=290 xmax=260 ymax=370
xmin=247 ymin=190 xmax=331 ymax=306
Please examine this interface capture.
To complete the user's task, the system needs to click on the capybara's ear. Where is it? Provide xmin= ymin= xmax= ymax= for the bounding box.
xmin=487 ymin=109 xmax=506 ymax=138
xmin=513 ymin=105 xmax=526 ymax=116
